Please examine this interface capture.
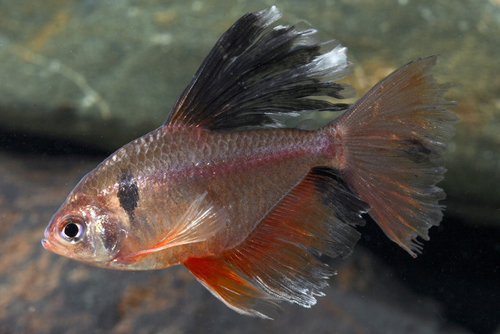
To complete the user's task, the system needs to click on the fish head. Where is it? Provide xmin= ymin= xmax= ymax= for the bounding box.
xmin=42 ymin=186 xmax=126 ymax=267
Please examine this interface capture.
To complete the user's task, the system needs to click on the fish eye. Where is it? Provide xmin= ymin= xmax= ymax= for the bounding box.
xmin=60 ymin=216 xmax=86 ymax=243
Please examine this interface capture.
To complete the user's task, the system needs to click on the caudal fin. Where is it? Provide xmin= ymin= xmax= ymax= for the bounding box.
xmin=332 ymin=56 xmax=457 ymax=256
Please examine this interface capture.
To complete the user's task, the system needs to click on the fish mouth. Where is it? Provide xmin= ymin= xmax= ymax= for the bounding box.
xmin=42 ymin=221 xmax=56 ymax=251
xmin=41 ymin=238 xmax=52 ymax=251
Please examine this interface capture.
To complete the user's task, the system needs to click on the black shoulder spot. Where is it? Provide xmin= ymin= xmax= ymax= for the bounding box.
xmin=118 ymin=171 xmax=139 ymax=219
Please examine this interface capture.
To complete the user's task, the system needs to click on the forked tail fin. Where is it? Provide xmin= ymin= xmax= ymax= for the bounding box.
xmin=331 ymin=56 xmax=457 ymax=256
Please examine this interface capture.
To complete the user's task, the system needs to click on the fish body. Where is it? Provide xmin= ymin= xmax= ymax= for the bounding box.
xmin=46 ymin=126 xmax=331 ymax=269
xmin=42 ymin=6 xmax=456 ymax=318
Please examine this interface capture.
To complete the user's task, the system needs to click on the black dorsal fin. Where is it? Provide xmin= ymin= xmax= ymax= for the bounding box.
xmin=165 ymin=6 xmax=354 ymax=130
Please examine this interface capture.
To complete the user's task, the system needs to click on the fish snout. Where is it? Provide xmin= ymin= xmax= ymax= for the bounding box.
xmin=41 ymin=220 xmax=57 ymax=251
xmin=41 ymin=237 xmax=52 ymax=250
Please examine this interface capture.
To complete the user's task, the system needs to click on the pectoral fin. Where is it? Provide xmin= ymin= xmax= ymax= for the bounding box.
xmin=124 ymin=193 xmax=226 ymax=260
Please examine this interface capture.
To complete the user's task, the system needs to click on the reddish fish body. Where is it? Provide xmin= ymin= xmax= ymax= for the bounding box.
xmin=42 ymin=6 xmax=456 ymax=318
xmin=47 ymin=126 xmax=334 ymax=269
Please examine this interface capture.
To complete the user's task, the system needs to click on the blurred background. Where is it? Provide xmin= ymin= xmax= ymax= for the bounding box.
xmin=1 ymin=0 xmax=499 ymax=333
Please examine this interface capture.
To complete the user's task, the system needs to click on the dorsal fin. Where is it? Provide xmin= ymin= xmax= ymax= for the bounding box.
xmin=165 ymin=6 xmax=353 ymax=130
xmin=184 ymin=167 xmax=367 ymax=318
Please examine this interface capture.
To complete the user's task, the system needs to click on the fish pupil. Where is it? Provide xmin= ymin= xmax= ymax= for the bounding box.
xmin=59 ymin=215 xmax=85 ymax=243
xmin=64 ymin=223 xmax=80 ymax=238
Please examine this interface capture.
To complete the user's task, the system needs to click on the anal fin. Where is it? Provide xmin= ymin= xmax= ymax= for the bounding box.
xmin=184 ymin=167 xmax=367 ymax=318
xmin=185 ymin=257 xmax=280 ymax=319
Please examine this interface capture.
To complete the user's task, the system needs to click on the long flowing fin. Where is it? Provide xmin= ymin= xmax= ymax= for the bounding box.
xmin=331 ymin=56 xmax=457 ymax=256
xmin=184 ymin=168 xmax=367 ymax=318
xmin=165 ymin=6 xmax=353 ymax=130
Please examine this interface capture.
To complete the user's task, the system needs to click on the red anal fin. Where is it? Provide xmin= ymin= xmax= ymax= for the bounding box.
xmin=184 ymin=167 xmax=367 ymax=318
xmin=333 ymin=56 xmax=457 ymax=256
xmin=184 ymin=257 xmax=280 ymax=319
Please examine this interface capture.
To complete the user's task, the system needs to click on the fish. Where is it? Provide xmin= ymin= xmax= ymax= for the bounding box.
xmin=41 ymin=6 xmax=457 ymax=318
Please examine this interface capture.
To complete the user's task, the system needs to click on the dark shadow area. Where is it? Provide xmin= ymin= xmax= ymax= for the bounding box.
xmin=359 ymin=214 xmax=500 ymax=334
xmin=0 ymin=127 xmax=111 ymax=157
